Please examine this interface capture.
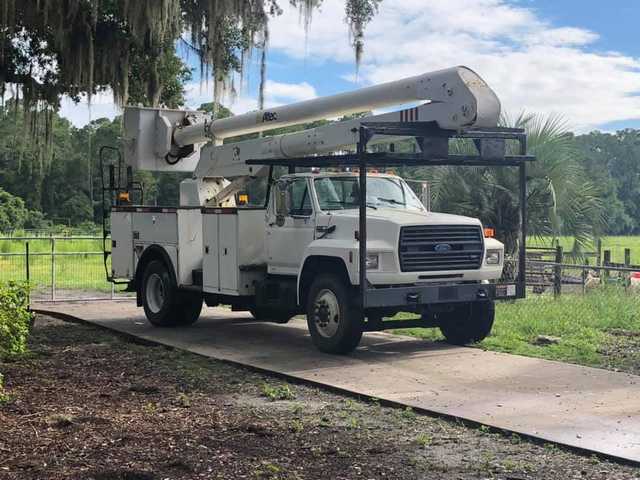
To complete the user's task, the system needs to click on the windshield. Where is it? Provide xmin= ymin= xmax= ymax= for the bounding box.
xmin=314 ymin=176 xmax=425 ymax=212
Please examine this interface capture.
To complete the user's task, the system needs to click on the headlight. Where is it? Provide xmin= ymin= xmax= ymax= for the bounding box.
xmin=485 ymin=249 xmax=501 ymax=265
xmin=365 ymin=253 xmax=379 ymax=270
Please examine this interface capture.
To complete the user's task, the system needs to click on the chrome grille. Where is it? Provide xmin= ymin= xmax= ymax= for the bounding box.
xmin=399 ymin=225 xmax=484 ymax=272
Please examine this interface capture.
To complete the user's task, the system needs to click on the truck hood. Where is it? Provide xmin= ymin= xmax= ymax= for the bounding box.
xmin=326 ymin=208 xmax=481 ymax=227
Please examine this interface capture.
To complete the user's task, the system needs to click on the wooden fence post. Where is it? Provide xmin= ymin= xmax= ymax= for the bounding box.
xmin=625 ymin=248 xmax=631 ymax=290
xmin=596 ymin=238 xmax=602 ymax=267
xmin=603 ymin=250 xmax=611 ymax=283
xmin=554 ymin=245 xmax=563 ymax=298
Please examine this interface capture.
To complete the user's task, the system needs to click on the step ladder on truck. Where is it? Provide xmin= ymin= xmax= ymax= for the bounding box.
xmin=102 ymin=66 xmax=533 ymax=354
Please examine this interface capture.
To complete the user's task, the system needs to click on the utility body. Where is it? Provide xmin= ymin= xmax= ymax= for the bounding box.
xmin=107 ymin=66 xmax=530 ymax=353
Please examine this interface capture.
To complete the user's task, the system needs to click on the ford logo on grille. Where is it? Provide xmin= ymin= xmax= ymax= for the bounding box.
xmin=434 ymin=243 xmax=452 ymax=252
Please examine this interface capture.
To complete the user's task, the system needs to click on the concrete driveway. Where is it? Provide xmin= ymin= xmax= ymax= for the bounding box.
xmin=34 ymin=300 xmax=640 ymax=464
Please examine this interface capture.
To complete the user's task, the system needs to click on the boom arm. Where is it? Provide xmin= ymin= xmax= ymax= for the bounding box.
xmin=123 ymin=66 xmax=500 ymax=173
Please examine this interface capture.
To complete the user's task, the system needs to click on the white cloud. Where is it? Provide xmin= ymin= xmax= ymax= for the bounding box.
xmin=183 ymin=79 xmax=317 ymax=114
xmin=265 ymin=80 xmax=317 ymax=102
xmin=268 ymin=0 xmax=640 ymax=131
xmin=58 ymin=91 xmax=120 ymax=127
xmin=55 ymin=0 xmax=640 ymax=132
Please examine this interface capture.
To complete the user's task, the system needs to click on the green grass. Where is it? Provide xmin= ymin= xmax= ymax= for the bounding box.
xmin=0 ymin=236 xmax=105 ymax=254
xmin=0 ymin=237 xmax=117 ymax=293
xmin=528 ymin=235 xmax=640 ymax=265
xmin=397 ymin=287 xmax=640 ymax=368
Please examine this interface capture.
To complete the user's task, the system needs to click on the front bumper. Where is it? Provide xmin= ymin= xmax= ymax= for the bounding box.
xmin=366 ymin=264 xmax=504 ymax=285
xmin=364 ymin=282 xmax=520 ymax=308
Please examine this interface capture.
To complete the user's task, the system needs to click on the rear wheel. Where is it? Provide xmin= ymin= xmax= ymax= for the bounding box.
xmin=306 ymin=274 xmax=363 ymax=354
xmin=142 ymin=260 xmax=201 ymax=327
xmin=176 ymin=290 xmax=203 ymax=326
xmin=438 ymin=301 xmax=494 ymax=345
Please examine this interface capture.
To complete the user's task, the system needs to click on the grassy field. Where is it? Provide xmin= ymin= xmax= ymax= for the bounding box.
xmin=397 ymin=287 xmax=640 ymax=372
xmin=0 ymin=236 xmax=116 ymax=293
xmin=528 ymin=235 xmax=640 ymax=264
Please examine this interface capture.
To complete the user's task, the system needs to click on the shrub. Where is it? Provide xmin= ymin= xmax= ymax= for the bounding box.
xmin=261 ymin=383 xmax=296 ymax=401
xmin=0 ymin=282 xmax=32 ymax=359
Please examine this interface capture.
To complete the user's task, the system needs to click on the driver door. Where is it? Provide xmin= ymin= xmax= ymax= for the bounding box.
xmin=266 ymin=178 xmax=316 ymax=275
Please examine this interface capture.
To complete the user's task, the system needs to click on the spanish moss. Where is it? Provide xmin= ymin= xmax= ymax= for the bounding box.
xmin=0 ymin=0 xmax=380 ymax=120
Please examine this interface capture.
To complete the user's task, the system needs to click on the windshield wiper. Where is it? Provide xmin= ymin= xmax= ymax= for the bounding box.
xmin=324 ymin=200 xmax=377 ymax=210
xmin=376 ymin=197 xmax=405 ymax=206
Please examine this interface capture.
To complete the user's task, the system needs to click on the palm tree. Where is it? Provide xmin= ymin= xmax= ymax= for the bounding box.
xmin=416 ymin=113 xmax=606 ymax=256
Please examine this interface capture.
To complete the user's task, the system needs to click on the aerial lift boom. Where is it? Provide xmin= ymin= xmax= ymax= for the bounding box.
xmin=123 ymin=66 xmax=500 ymax=177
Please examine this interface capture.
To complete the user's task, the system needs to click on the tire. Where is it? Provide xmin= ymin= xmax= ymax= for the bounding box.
xmin=438 ymin=301 xmax=495 ymax=345
xmin=250 ymin=307 xmax=294 ymax=324
xmin=175 ymin=290 xmax=203 ymax=326
xmin=306 ymin=274 xmax=363 ymax=354
xmin=141 ymin=260 xmax=202 ymax=327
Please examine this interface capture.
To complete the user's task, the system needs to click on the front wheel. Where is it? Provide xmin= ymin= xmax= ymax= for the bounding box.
xmin=306 ymin=274 xmax=363 ymax=354
xmin=437 ymin=301 xmax=495 ymax=345
xmin=142 ymin=260 xmax=202 ymax=327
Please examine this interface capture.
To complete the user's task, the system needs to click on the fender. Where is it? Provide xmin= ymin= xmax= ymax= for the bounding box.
xmin=134 ymin=244 xmax=179 ymax=306
xmin=297 ymin=240 xmax=357 ymax=305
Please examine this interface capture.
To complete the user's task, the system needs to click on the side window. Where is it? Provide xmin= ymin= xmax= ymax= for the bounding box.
xmin=289 ymin=179 xmax=313 ymax=216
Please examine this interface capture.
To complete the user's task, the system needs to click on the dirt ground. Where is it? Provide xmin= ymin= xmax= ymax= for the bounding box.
xmin=1 ymin=316 xmax=639 ymax=480
xmin=600 ymin=329 xmax=640 ymax=375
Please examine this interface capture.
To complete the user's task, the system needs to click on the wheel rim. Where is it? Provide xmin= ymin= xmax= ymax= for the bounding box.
xmin=146 ymin=273 xmax=165 ymax=314
xmin=312 ymin=289 xmax=341 ymax=338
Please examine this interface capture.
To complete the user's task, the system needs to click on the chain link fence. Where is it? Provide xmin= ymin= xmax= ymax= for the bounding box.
xmin=0 ymin=236 xmax=133 ymax=302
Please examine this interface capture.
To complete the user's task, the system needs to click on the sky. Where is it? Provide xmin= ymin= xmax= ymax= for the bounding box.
xmin=60 ymin=0 xmax=640 ymax=133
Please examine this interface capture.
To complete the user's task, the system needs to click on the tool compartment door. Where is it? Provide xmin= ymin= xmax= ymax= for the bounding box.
xmin=111 ymin=210 xmax=134 ymax=279
xmin=219 ymin=214 xmax=238 ymax=294
xmin=202 ymin=213 xmax=220 ymax=292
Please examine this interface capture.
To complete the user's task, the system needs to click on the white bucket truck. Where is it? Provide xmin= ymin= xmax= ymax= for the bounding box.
xmin=108 ymin=66 xmax=530 ymax=353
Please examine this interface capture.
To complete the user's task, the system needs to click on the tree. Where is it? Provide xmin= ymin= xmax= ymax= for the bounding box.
xmin=198 ymin=102 xmax=234 ymax=118
xmin=574 ymin=130 xmax=640 ymax=234
xmin=128 ymin=47 xmax=193 ymax=108
xmin=0 ymin=188 xmax=28 ymax=232
xmin=1 ymin=1 xmax=380 ymax=111
xmin=0 ymin=188 xmax=44 ymax=232
xmin=0 ymin=101 xmax=74 ymax=212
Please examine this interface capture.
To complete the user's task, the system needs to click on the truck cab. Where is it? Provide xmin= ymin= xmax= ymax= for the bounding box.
xmin=269 ymin=172 xmax=503 ymax=283
xmin=256 ymin=171 xmax=504 ymax=352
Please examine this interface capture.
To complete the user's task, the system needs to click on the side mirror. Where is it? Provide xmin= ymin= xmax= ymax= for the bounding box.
xmin=274 ymin=181 xmax=290 ymax=225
